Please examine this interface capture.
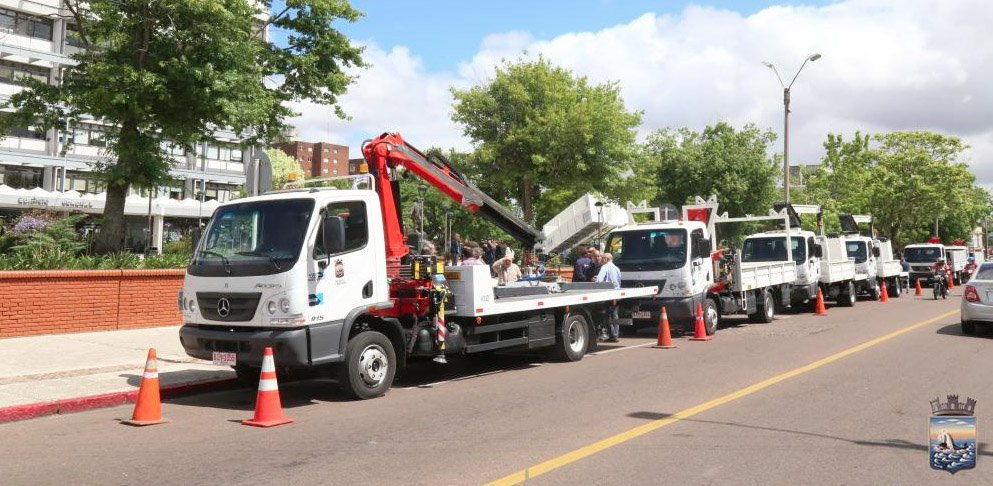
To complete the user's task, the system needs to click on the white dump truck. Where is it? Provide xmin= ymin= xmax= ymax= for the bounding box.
xmin=839 ymin=214 xmax=907 ymax=298
xmin=177 ymin=133 xmax=658 ymax=399
xmin=904 ymin=242 xmax=968 ymax=285
xmin=603 ymin=196 xmax=797 ymax=333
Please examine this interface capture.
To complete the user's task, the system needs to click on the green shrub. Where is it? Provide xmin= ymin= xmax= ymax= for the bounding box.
xmin=99 ymin=252 xmax=142 ymax=269
xmin=162 ymin=239 xmax=192 ymax=255
xmin=143 ymin=253 xmax=190 ymax=269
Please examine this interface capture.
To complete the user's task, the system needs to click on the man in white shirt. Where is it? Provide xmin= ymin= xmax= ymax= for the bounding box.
xmin=595 ymin=253 xmax=622 ymax=342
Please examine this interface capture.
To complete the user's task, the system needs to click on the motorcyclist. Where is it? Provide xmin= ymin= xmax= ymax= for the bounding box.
xmin=964 ymin=256 xmax=977 ymax=277
xmin=932 ymin=258 xmax=951 ymax=281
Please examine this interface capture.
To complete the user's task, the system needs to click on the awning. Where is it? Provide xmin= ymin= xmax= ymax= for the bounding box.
xmin=0 ymin=184 xmax=221 ymax=218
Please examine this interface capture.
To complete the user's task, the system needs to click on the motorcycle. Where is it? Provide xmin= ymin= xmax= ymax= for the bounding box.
xmin=933 ymin=270 xmax=948 ymax=300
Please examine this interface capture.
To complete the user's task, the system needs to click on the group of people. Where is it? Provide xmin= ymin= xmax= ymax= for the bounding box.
xmin=572 ymin=244 xmax=623 ymax=342
xmin=421 ymin=232 xmax=523 ymax=285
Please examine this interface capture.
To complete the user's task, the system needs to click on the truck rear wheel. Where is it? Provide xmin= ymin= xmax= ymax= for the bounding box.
xmin=749 ymin=290 xmax=775 ymax=323
xmin=339 ymin=331 xmax=396 ymax=400
xmin=555 ymin=314 xmax=589 ymax=362
xmin=889 ymin=278 xmax=902 ymax=298
xmin=840 ymin=281 xmax=856 ymax=307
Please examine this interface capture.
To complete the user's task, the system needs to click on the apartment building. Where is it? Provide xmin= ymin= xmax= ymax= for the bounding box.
xmin=0 ymin=1 xmax=256 ymax=250
xmin=275 ymin=141 xmax=350 ymax=178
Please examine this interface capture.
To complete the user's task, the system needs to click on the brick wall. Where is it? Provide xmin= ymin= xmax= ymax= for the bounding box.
xmin=0 ymin=269 xmax=184 ymax=338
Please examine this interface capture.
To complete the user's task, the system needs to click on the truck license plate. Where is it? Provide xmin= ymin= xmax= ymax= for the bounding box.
xmin=212 ymin=351 xmax=236 ymax=366
xmin=632 ymin=311 xmax=652 ymax=319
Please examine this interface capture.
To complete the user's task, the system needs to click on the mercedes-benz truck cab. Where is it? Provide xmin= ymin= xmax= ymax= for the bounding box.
xmin=178 ymin=188 xmax=390 ymax=372
xmin=845 ymin=236 xmax=881 ymax=299
xmin=741 ymin=229 xmax=821 ymax=307
xmin=904 ymin=243 xmax=945 ymax=285
xmin=608 ymin=220 xmax=713 ymax=331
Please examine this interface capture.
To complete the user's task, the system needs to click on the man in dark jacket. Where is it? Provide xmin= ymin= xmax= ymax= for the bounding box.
xmin=572 ymin=245 xmax=593 ymax=282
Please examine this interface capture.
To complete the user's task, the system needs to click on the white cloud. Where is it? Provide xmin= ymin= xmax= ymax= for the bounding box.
xmin=288 ymin=0 xmax=993 ymax=185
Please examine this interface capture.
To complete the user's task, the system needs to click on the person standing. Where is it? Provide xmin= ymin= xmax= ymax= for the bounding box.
xmin=594 ymin=253 xmax=622 ymax=342
xmin=492 ymin=249 xmax=522 ymax=284
xmin=462 ymin=247 xmax=485 ymax=265
xmin=586 ymin=246 xmax=602 ymax=282
xmin=483 ymin=240 xmax=495 ymax=265
xmin=449 ymin=233 xmax=462 ymax=265
xmin=572 ymin=245 xmax=593 ymax=282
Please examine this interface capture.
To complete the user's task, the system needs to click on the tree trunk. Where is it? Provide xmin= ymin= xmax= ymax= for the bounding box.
xmin=520 ymin=179 xmax=535 ymax=226
xmin=96 ymin=182 xmax=130 ymax=253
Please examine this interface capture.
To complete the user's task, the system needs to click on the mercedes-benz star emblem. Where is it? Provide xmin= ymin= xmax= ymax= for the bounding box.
xmin=217 ymin=298 xmax=231 ymax=318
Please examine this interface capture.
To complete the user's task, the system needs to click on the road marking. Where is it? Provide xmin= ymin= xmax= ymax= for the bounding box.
xmin=484 ymin=308 xmax=959 ymax=486
xmin=589 ymin=342 xmax=654 ymax=355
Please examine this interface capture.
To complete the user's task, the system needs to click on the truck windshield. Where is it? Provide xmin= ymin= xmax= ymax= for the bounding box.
xmin=845 ymin=241 xmax=868 ymax=263
xmin=904 ymin=247 xmax=942 ymax=263
xmin=188 ymin=199 xmax=315 ymax=277
xmin=607 ymin=229 xmax=687 ymax=271
xmin=742 ymin=236 xmax=805 ymax=264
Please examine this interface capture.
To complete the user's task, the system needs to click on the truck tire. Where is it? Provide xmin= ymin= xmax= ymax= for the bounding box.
xmin=703 ymin=298 xmax=720 ymax=335
xmin=234 ymin=365 xmax=260 ymax=388
xmin=749 ymin=290 xmax=775 ymax=323
xmin=339 ymin=331 xmax=396 ymax=400
xmin=840 ymin=281 xmax=856 ymax=307
xmin=555 ymin=313 xmax=589 ymax=362
xmin=889 ymin=278 xmax=902 ymax=298
xmin=869 ymin=282 xmax=881 ymax=301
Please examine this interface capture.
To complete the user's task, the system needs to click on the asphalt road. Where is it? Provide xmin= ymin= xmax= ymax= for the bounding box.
xmin=1 ymin=290 xmax=990 ymax=485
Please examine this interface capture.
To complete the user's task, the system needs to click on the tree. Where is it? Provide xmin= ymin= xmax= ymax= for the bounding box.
xmin=641 ymin=122 xmax=780 ymax=223
xmin=806 ymin=131 xmax=986 ymax=248
xmin=450 ymin=57 xmax=645 ymax=227
xmin=267 ymin=148 xmax=304 ymax=190
xmin=0 ymin=0 xmax=364 ymax=252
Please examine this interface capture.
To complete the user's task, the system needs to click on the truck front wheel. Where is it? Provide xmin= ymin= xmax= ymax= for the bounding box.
xmin=703 ymin=298 xmax=720 ymax=335
xmin=340 ymin=331 xmax=396 ymax=400
xmin=555 ymin=314 xmax=589 ymax=362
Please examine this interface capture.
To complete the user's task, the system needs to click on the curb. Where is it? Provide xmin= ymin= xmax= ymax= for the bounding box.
xmin=0 ymin=377 xmax=240 ymax=425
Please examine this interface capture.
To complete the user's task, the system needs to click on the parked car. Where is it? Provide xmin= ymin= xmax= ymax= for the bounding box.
xmin=961 ymin=262 xmax=993 ymax=334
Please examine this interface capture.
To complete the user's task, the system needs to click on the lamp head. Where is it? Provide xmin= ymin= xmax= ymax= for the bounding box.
xmin=808 ymin=53 xmax=822 ymax=61
xmin=762 ymin=61 xmax=774 ymax=69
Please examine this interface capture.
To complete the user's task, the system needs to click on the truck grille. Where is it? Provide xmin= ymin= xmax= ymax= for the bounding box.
xmin=196 ymin=292 xmax=262 ymax=322
xmin=912 ymin=265 xmax=932 ymax=272
xmin=621 ymin=280 xmax=666 ymax=294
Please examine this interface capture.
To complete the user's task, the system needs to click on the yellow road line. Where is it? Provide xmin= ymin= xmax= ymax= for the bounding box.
xmin=485 ymin=308 xmax=960 ymax=485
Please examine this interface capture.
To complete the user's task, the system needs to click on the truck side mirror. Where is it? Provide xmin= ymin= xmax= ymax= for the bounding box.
xmin=814 ymin=244 xmax=824 ymax=258
xmin=322 ymin=216 xmax=346 ymax=255
xmin=872 ymin=246 xmax=880 ymax=258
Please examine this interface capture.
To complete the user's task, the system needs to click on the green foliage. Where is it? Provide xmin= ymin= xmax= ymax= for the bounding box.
xmin=10 ymin=214 xmax=88 ymax=255
xmin=640 ymin=122 xmax=780 ymax=240
xmin=162 ymin=238 xmax=193 ymax=255
xmin=451 ymin=56 xmax=645 ymax=226
xmin=0 ymin=0 xmax=365 ymax=252
xmin=142 ymin=253 xmax=191 ymax=269
xmin=806 ymin=131 xmax=990 ymax=248
xmin=268 ymin=148 xmax=305 ymax=190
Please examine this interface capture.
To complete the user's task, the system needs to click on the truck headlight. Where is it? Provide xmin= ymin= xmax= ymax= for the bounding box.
xmin=188 ymin=299 xmax=196 ymax=313
xmin=678 ymin=281 xmax=687 ymax=290
xmin=279 ymin=298 xmax=290 ymax=313
xmin=267 ymin=300 xmax=277 ymax=315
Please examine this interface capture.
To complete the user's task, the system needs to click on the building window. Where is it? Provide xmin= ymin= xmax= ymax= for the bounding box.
xmin=62 ymin=170 xmax=106 ymax=194
xmin=0 ymin=8 xmax=54 ymax=41
xmin=307 ymin=147 xmax=313 ymax=152
xmin=65 ymin=23 xmax=84 ymax=47
xmin=0 ymin=164 xmax=42 ymax=189
xmin=322 ymin=157 xmax=328 ymax=163
xmin=6 ymin=125 xmax=46 ymax=140
xmin=230 ymin=146 xmax=242 ymax=161
xmin=0 ymin=60 xmax=50 ymax=85
xmin=74 ymin=123 xmax=108 ymax=147
xmin=333 ymin=149 xmax=338 ymax=154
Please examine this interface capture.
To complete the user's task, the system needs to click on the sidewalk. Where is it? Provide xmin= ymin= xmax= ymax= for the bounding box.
xmin=0 ymin=326 xmax=235 ymax=422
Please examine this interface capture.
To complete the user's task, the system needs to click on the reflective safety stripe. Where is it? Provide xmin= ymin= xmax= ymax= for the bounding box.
xmin=258 ymin=379 xmax=279 ymax=392
xmin=261 ymin=355 xmax=276 ymax=373
xmin=143 ymin=372 xmax=159 ymax=379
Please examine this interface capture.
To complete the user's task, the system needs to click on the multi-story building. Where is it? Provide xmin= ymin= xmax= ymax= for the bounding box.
xmin=275 ymin=141 xmax=350 ymax=178
xmin=0 ymin=1 xmax=253 ymax=251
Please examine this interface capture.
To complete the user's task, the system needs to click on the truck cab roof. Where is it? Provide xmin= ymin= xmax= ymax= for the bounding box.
xmin=609 ymin=220 xmax=708 ymax=233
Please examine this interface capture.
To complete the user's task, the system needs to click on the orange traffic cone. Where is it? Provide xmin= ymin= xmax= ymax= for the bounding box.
xmin=122 ymin=349 xmax=169 ymax=426
xmin=915 ymin=279 xmax=923 ymax=296
xmin=242 ymin=347 xmax=294 ymax=428
xmin=689 ymin=303 xmax=712 ymax=341
xmin=814 ymin=288 xmax=828 ymax=316
xmin=947 ymin=273 xmax=955 ymax=290
xmin=880 ymin=281 xmax=889 ymax=302
xmin=654 ymin=306 xmax=676 ymax=348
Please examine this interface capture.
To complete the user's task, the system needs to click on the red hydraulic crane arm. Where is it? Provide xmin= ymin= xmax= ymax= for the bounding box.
xmin=361 ymin=132 xmax=544 ymax=262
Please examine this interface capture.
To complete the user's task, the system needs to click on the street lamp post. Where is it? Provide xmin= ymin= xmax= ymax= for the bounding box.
xmin=763 ymin=53 xmax=821 ymax=203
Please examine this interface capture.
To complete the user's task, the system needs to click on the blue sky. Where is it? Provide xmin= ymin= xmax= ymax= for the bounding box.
xmin=276 ymin=1 xmax=834 ymax=71
xmin=275 ymin=1 xmax=993 ymax=186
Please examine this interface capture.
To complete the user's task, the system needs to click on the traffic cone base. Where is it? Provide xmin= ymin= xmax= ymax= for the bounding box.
xmin=814 ymin=288 xmax=828 ymax=316
xmin=242 ymin=347 xmax=294 ymax=428
xmin=654 ymin=306 xmax=677 ymax=349
xmin=123 ymin=348 xmax=168 ymax=427
xmin=689 ymin=303 xmax=712 ymax=341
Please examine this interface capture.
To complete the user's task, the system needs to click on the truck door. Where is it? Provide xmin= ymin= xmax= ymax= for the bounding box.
xmin=690 ymin=228 xmax=709 ymax=291
xmin=807 ymin=236 xmax=820 ymax=280
xmin=309 ymin=199 xmax=377 ymax=323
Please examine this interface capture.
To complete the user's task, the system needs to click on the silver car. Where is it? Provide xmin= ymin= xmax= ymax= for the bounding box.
xmin=961 ymin=262 xmax=993 ymax=334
